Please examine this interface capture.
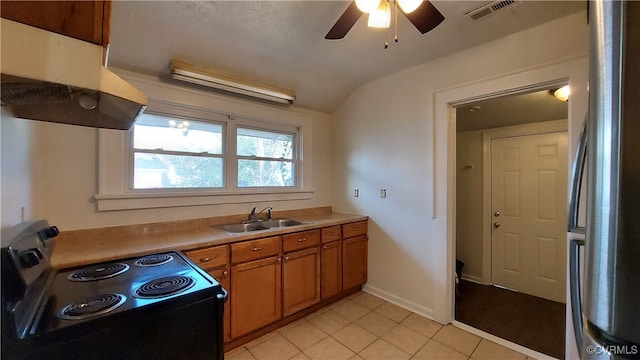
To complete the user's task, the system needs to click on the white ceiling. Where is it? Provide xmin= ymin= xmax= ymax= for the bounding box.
xmin=108 ymin=1 xmax=585 ymax=113
xmin=456 ymin=88 xmax=569 ymax=132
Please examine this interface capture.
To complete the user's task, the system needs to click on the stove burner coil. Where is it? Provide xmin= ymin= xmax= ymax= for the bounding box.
xmin=68 ymin=263 xmax=130 ymax=281
xmin=134 ymin=276 xmax=195 ymax=299
xmin=59 ymin=293 xmax=127 ymax=320
xmin=134 ymin=254 xmax=174 ymax=267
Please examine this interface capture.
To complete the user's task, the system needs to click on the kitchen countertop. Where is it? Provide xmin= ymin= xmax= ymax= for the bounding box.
xmin=51 ymin=208 xmax=367 ymax=269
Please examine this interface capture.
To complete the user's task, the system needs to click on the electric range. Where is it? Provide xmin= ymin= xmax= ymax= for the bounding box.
xmin=1 ymin=220 xmax=227 ymax=360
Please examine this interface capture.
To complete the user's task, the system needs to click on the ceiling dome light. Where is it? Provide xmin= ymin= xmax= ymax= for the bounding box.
xmin=356 ymin=0 xmax=381 ymax=13
xmin=368 ymin=1 xmax=391 ymax=28
xmin=553 ymin=85 xmax=570 ymax=102
xmin=398 ymin=0 xmax=422 ymax=14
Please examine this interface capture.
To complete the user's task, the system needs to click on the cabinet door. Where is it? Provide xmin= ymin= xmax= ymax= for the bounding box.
xmin=283 ymin=247 xmax=321 ymax=317
xmin=231 ymin=255 xmax=282 ymax=338
xmin=1 ymin=1 xmax=110 ymax=45
xmin=342 ymin=235 xmax=368 ymax=290
xmin=208 ymin=268 xmax=231 ymax=343
xmin=321 ymin=240 xmax=342 ymax=299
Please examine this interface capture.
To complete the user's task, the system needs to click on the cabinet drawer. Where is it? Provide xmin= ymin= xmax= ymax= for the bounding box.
xmin=186 ymin=245 xmax=228 ymax=270
xmin=232 ymin=236 xmax=282 ymax=264
xmin=342 ymin=221 xmax=367 ymax=238
xmin=321 ymin=226 xmax=341 ymax=243
xmin=283 ymin=229 xmax=320 ymax=252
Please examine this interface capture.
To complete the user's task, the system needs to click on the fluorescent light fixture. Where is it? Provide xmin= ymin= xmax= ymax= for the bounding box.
xmin=169 ymin=60 xmax=295 ymax=104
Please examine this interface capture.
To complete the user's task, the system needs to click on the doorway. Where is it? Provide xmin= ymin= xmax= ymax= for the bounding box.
xmin=454 ymin=89 xmax=568 ymax=358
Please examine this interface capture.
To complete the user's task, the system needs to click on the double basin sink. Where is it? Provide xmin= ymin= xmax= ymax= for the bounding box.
xmin=221 ymin=219 xmax=308 ymax=234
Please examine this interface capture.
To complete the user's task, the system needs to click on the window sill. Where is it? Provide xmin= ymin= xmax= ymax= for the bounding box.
xmin=95 ymin=189 xmax=314 ymax=211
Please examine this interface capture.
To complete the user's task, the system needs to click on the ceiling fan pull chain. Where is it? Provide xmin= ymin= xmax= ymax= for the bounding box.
xmin=384 ymin=27 xmax=389 ymax=49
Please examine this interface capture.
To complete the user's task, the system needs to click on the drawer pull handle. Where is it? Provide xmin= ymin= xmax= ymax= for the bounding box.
xmin=353 ymin=227 xmax=359 ymax=231
xmin=277 ymin=257 xmax=282 ymax=263
xmin=252 ymin=246 xmax=263 ymax=252
xmin=285 ymin=256 xmax=290 ymax=261
xmin=298 ymin=238 xmax=307 ymax=242
xmin=200 ymin=256 xmax=215 ymax=263
xmin=223 ymin=270 xmax=228 ymax=277
xmin=323 ymin=245 xmax=327 ymax=249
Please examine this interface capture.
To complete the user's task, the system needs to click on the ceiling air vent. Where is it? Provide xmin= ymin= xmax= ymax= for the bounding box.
xmin=465 ymin=0 xmax=520 ymax=21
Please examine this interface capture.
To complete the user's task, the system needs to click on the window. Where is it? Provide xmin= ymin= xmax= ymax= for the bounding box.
xmin=132 ymin=113 xmax=224 ymax=189
xmin=128 ymin=111 xmax=299 ymax=191
xmin=237 ymin=127 xmax=295 ymax=187
xmin=96 ymin=72 xmax=312 ymax=211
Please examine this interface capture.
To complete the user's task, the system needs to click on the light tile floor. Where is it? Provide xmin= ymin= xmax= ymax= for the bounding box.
xmin=225 ymin=291 xmax=536 ymax=360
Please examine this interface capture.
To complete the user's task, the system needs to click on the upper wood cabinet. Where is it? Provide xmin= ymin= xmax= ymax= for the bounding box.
xmin=1 ymin=1 xmax=111 ymax=45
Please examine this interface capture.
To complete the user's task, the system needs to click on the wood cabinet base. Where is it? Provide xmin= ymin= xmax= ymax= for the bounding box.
xmin=224 ymin=286 xmax=362 ymax=353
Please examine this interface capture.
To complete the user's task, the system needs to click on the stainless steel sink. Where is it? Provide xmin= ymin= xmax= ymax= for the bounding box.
xmin=220 ymin=223 xmax=270 ymax=233
xmin=261 ymin=219 xmax=307 ymax=228
xmin=220 ymin=219 xmax=308 ymax=233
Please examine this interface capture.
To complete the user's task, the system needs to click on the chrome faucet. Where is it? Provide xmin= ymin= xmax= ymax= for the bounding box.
xmin=248 ymin=206 xmax=272 ymax=222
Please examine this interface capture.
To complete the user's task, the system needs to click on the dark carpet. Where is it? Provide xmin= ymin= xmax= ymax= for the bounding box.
xmin=455 ymin=280 xmax=566 ymax=359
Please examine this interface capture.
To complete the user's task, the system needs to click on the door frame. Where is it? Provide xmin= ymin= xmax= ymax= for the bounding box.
xmin=431 ymin=56 xmax=588 ymax=324
xmin=481 ymin=120 xmax=568 ymax=285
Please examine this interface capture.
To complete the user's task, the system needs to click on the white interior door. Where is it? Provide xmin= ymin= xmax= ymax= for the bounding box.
xmin=491 ymin=132 xmax=568 ymax=303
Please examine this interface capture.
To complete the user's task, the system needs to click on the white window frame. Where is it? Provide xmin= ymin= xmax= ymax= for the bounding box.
xmin=96 ymin=70 xmax=313 ymax=211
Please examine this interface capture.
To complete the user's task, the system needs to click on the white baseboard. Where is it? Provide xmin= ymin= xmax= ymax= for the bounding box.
xmin=453 ymin=321 xmax=559 ymax=360
xmin=362 ymin=284 xmax=436 ymax=321
xmin=461 ymin=273 xmax=483 ymax=284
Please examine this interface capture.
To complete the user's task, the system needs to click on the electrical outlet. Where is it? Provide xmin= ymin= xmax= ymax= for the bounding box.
xmin=381 ymin=189 xmax=387 ymax=198
xmin=354 ymin=189 xmax=359 ymax=198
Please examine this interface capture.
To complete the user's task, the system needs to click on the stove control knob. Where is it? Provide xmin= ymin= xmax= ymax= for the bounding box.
xmin=19 ymin=249 xmax=43 ymax=268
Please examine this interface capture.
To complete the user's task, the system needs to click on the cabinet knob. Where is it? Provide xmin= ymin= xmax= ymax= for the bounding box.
xmin=298 ymin=238 xmax=307 ymax=242
xmin=223 ymin=270 xmax=228 ymax=277
xmin=285 ymin=256 xmax=290 ymax=261
xmin=252 ymin=246 xmax=263 ymax=252
xmin=323 ymin=245 xmax=327 ymax=249
xmin=277 ymin=257 xmax=282 ymax=263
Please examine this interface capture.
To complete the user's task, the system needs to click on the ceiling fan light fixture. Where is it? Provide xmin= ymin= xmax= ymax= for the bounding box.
xmin=356 ymin=0 xmax=381 ymax=13
xmin=398 ymin=0 xmax=422 ymax=14
xmin=368 ymin=1 xmax=391 ymax=28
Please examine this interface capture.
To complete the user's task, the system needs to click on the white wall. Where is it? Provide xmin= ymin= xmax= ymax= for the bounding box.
xmin=0 ymin=89 xmax=334 ymax=231
xmin=455 ymin=130 xmax=483 ymax=281
xmin=332 ymin=12 xmax=588 ymax=318
xmin=1 ymin=109 xmax=34 ymax=231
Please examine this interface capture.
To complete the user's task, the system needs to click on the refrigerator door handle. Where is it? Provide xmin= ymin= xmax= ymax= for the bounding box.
xmin=568 ymin=119 xmax=587 ymax=234
xmin=569 ymin=238 xmax=585 ymax=350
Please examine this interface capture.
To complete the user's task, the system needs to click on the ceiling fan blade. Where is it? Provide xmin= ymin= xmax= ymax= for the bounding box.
xmin=325 ymin=1 xmax=362 ymax=40
xmin=403 ymin=0 xmax=445 ymax=34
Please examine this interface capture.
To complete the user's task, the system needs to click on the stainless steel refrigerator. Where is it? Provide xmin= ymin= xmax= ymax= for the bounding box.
xmin=569 ymin=1 xmax=640 ymax=359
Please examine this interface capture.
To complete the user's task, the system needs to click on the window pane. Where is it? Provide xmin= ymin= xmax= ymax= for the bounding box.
xmin=238 ymin=159 xmax=294 ymax=187
xmin=237 ymin=127 xmax=293 ymax=159
xmin=134 ymin=153 xmax=223 ymax=189
xmin=133 ymin=113 xmax=223 ymax=154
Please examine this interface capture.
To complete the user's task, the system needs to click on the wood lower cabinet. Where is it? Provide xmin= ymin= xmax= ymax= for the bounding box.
xmin=186 ymin=220 xmax=367 ymax=345
xmin=185 ymin=245 xmax=231 ymax=342
xmin=230 ymin=236 xmax=282 ymax=339
xmin=283 ymin=246 xmax=321 ymax=317
xmin=342 ymin=221 xmax=368 ymax=290
xmin=231 ymin=255 xmax=282 ymax=338
xmin=208 ymin=267 xmax=231 ymax=342
xmin=321 ymin=240 xmax=342 ymax=299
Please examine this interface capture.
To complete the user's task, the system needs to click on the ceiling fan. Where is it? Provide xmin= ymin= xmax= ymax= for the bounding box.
xmin=325 ymin=0 xmax=445 ymax=46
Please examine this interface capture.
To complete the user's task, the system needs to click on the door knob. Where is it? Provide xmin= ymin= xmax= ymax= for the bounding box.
xmin=493 ymin=211 xmax=500 ymax=217
xmin=493 ymin=222 xmax=501 ymax=228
